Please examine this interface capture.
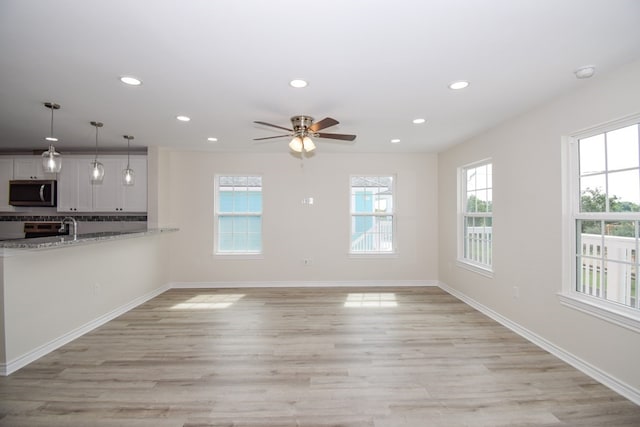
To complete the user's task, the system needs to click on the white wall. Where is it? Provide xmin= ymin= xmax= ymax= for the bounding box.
xmin=161 ymin=151 xmax=438 ymax=284
xmin=438 ymin=59 xmax=640 ymax=394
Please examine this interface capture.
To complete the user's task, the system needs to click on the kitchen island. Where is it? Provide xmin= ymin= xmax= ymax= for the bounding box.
xmin=0 ymin=227 xmax=177 ymax=375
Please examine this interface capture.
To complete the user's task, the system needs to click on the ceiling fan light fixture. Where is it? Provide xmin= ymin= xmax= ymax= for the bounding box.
xmin=289 ymin=136 xmax=303 ymax=153
xmin=302 ymin=136 xmax=315 ymax=152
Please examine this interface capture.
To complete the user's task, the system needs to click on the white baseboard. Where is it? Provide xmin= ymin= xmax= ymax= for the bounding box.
xmin=438 ymin=281 xmax=640 ymax=406
xmin=0 ymin=284 xmax=170 ymax=376
xmin=169 ymin=280 xmax=438 ymax=289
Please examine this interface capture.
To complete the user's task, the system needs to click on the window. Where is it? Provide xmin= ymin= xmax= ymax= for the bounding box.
xmin=350 ymin=175 xmax=395 ymax=254
xmin=565 ymin=118 xmax=640 ymax=325
xmin=215 ymin=175 xmax=262 ymax=254
xmin=459 ymin=160 xmax=493 ymax=272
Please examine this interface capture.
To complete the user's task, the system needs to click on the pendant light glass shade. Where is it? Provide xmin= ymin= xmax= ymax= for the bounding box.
xmin=42 ymin=102 xmax=62 ymax=173
xmin=42 ymin=145 xmax=62 ymax=173
xmin=91 ymin=160 xmax=105 ymax=183
xmin=122 ymin=135 xmax=135 ymax=186
xmin=90 ymin=121 xmax=104 ymax=183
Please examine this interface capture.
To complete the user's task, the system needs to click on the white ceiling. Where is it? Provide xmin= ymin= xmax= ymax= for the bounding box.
xmin=1 ymin=0 xmax=639 ymax=154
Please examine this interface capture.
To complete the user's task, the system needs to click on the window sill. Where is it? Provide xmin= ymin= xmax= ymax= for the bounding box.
xmin=456 ymin=259 xmax=494 ymax=278
xmin=349 ymin=252 xmax=398 ymax=259
xmin=557 ymin=292 xmax=640 ymax=334
xmin=213 ymin=253 xmax=264 ymax=260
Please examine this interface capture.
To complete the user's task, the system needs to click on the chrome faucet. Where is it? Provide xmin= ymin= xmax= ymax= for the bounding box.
xmin=59 ymin=217 xmax=78 ymax=237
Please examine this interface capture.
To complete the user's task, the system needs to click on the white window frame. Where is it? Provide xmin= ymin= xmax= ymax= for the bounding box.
xmin=349 ymin=175 xmax=397 ymax=256
xmin=559 ymin=114 xmax=640 ymax=333
xmin=457 ymin=159 xmax=493 ymax=277
xmin=214 ymin=174 xmax=263 ymax=257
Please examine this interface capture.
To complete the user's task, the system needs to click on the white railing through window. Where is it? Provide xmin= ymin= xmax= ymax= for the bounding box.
xmin=351 ymin=217 xmax=393 ymax=253
xmin=464 ymin=226 xmax=493 ymax=267
xmin=579 ymin=234 xmax=637 ymax=308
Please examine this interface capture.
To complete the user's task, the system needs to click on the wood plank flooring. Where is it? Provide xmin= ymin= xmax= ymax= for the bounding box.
xmin=0 ymin=287 xmax=638 ymax=426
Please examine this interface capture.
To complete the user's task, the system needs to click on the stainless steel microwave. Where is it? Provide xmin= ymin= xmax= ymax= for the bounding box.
xmin=9 ymin=180 xmax=57 ymax=207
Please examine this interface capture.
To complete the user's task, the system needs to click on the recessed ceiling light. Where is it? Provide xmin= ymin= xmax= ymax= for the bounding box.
xmin=207 ymin=137 xmax=218 ymax=142
xmin=574 ymin=65 xmax=596 ymax=79
xmin=289 ymin=79 xmax=308 ymax=88
xmin=120 ymin=76 xmax=142 ymax=86
xmin=176 ymin=115 xmax=191 ymax=122
xmin=412 ymin=118 xmax=426 ymax=124
xmin=449 ymin=80 xmax=469 ymax=90
xmin=391 ymin=139 xmax=401 ymax=144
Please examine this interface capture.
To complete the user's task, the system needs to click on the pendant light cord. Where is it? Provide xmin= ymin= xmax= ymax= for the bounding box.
xmin=50 ymin=106 xmax=54 ymax=137
xmin=94 ymin=125 xmax=99 ymax=161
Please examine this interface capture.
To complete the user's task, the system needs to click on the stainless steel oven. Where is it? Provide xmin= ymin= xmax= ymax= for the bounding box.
xmin=23 ymin=222 xmax=69 ymax=239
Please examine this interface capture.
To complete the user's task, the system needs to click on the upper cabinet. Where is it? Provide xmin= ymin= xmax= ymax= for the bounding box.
xmin=57 ymin=156 xmax=93 ymax=212
xmin=0 ymin=158 xmax=15 ymax=212
xmin=93 ymin=156 xmax=147 ymax=212
xmin=0 ymin=154 xmax=147 ymax=213
xmin=13 ymin=156 xmax=57 ymax=180
xmin=58 ymin=155 xmax=147 ymax=213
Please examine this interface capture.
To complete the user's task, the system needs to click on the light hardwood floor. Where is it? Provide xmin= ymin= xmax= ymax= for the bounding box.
xmin=0 ymin=287 xmax=638 ymax=426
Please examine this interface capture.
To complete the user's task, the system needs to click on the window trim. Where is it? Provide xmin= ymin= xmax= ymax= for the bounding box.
xmin=349 ymin=174 xmax=397 ymax=256
xmin=213 ymin=174 xmax=263 ymax=256
xmin=457 ymin=158 xmax=494 ymax=275
xmin=560 ymin=113 xmax=640 ymax=333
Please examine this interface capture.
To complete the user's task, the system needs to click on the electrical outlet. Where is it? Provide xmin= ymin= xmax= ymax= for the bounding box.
xmin=94 ymin=282 xmax=101 ymax=294
xmin=512 ymin=286 xmax=519 ymax=299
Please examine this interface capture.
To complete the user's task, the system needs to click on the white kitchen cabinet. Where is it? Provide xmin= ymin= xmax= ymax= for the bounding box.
xmin=56 ymin=154 xmax=146 ymax=213
xmin=91 ymin=156 xmax=147 ymax=213
xmin=13 ymin=156 xmax=57 ymax=180
xmin=0 ymin=157 xmax=16 ymax=211
xmin=57 ymin=156 xmax=94 ymax=212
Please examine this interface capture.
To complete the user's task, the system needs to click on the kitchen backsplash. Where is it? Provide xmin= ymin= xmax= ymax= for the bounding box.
xmin=0 ymin=215 xmax=147 ymax=222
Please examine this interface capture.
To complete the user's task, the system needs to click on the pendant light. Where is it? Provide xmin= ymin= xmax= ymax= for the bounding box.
xmin=90 ymin=121 xmax=105 ymax=183
xmin=41 ymin=102 xmax=62 ymax=173
xmin=122 ymin=135 xmax=135 ymax=186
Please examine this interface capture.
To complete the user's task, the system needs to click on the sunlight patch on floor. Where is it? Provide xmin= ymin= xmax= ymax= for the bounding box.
xmin=171 ymin=294 xmax=245 ymax=310
xmin=344 ymin=292 xmax=397 ymax=307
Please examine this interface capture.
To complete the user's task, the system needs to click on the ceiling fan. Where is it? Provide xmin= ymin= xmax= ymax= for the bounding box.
xmin=254 ymin=115 xmax=356 ymax=153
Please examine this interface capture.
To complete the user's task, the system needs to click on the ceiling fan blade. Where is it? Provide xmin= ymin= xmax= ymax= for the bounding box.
xmin=308 ymin=117 xmax=339 ymax=132
xmin=317 ymin=132 xmax=357 ymax=141
xmin=253 ymin=134 xmax=290 ymax=141
xmin=254 ymin=121 xmax=293 ymax=132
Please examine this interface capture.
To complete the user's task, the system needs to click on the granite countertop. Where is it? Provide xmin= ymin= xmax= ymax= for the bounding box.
xmin=0 ymin=228 xmax=178 ymax=250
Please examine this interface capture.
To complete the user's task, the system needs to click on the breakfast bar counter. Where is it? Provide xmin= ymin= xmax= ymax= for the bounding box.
xmin=0 ymin=227 xmax=176 ymax=375
xmin=0 ymin=227 xmax=178 ymax=251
